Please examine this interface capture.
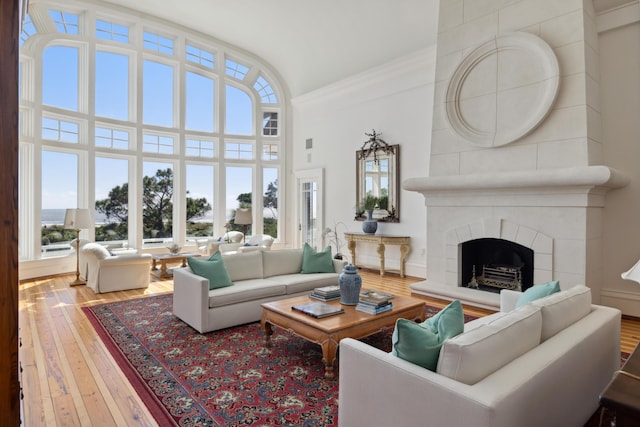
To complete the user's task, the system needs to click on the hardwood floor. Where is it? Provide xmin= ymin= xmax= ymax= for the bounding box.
xmin=19 ymin=269 xmax=640 ymax=426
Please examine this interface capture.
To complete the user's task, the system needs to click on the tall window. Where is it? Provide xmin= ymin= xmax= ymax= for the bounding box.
xmin=41 ymin=151 xmax=78 ymax=257
xmin=95 ymin=51 xmax=129 ymax=120
xmin=186 ymin=164 xmax=214 ymax=239
xmin=263 ymin=168 xmax=278 ymax=238
xmin=226 ymin=166 xmax=252 ymax=234
xmin=95 ymin=157 xmax=129 ymax=242
xmin=42 ymin=46 xmax=79 ymax=111
xmin=19 ymin=0 xmax=285 ymax=261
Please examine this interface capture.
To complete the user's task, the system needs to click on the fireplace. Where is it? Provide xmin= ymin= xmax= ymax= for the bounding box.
xmin=461 ymin=238 xmax=534 ymax=293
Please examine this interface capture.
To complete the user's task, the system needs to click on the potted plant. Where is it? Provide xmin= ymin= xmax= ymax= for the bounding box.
xmin=323 ymin=221 xmax=347 ymax=259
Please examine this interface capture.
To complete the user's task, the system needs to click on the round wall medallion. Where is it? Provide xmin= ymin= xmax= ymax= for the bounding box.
xmin=445 ymin=32 xmax=560 ymax=147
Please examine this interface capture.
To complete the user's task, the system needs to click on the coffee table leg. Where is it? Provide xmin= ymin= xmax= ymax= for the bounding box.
xmin=159 ymin=261 xmax=169 ymax=278
xmin=321 ymin=339 xmax=338 ymax=379
xmin=262 ymin=320 xmax=273 ymax=347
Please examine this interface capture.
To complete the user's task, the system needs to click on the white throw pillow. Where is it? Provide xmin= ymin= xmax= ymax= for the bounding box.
xmin=437 ymin=304 xmax=542 ymax=385
xmin=531 ymin=285 xmax=591 ymax=341
xmin=262 ymin=249 xmax=304 ymax=278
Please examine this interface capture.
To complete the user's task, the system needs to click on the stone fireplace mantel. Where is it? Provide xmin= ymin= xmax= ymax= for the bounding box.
xmin=404 ymin=166 xmax=629 ymax=309
xmin=403 ymin=166 xmax=629 ymax=200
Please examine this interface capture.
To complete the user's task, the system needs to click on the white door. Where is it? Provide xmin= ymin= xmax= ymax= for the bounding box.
xmin=295 ymin=168 xmax=323 ymax=249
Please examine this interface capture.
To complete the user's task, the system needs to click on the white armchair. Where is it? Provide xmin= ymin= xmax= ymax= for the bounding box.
xmin=198 ymin=231 xmax=244 ymax=255
xmin=81 ymin=243 xmax=152 ymax=293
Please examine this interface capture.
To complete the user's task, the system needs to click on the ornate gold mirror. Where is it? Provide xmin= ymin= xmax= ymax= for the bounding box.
xmin=355 ymin=130 xmax=399 ymax=222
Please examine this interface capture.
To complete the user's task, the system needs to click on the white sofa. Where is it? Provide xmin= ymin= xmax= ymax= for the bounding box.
xmin=339 ymin=285 xmax=621 ymax=427
xmin=80 ymin=243 xmax=152 ymax=293
xmin=173 ymin=248 xmax=347 ymax=333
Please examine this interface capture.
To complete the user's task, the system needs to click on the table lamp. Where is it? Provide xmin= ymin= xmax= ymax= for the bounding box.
xmin=234 ymin=208 xmax=252 ymax=243
xmin=621 ymin=259 xmax=640 ymax=284
xmin=64 ymin=208 xmax=91 ymax=286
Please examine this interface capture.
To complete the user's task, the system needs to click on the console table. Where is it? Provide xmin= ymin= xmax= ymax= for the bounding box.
xmin=344 ymin=232 xmax=410 ymax=278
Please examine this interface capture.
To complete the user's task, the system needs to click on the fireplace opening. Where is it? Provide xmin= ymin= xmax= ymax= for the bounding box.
xmin=460 ymin=238 xmax=534 ymax=293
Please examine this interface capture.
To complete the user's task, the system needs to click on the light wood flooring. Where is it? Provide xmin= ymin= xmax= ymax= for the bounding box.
xmin=19 ymin=269 xmax=640 ymax=426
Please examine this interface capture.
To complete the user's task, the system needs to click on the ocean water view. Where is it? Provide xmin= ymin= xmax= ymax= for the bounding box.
xmin=42 ymin=209 xmax=109 ymax=226
xmin=41 ymin=209 xmax=218 ymax=226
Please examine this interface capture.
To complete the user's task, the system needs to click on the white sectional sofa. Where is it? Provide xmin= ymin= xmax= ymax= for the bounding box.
xmin=339 ymin=285 xmax=621 ymax=427
xmin=173 ymin=248 xmax=346 ymax=333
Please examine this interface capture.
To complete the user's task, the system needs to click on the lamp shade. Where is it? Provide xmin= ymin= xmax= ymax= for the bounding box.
xmin=622 ymin=259 xmax=640 ymax=285
xmin=234 ymin=208 xmax=252 ymax=225
xmin=63 ymin=208 xmax=91 ymax=230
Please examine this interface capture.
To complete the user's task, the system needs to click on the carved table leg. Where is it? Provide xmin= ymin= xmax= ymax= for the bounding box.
xmin=348 ymin=239 xmax=357 ymax=266
xmin=320 ymin=338 xmax=339 ymax=379
xmin=399 ymin=243 xmax=411 ymax=278
xmin=262 ymin=320 xmax=273 ymax=347
xmin=377 ymin=243 xmax=386 ymax=276
xmin=159 ymin=261 xmax=169 ymax=278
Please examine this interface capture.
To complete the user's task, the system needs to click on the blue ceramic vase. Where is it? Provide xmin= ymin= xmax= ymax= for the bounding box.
xmin=339 ymin=263 xmax=362 ymax=305
xmin=362 ymin=210 xmax=378 ymax=234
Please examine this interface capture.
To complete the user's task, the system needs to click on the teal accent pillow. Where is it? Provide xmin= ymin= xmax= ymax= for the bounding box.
xmin=391 ymin=300 xmax=464 ymax=371
xmin=187 ymin=252 xmax=234 ymax=290
xmin=515 ymin=280 xmax=560 ymax=308
xmin=300 ymin=243 xmax=335 ymax=274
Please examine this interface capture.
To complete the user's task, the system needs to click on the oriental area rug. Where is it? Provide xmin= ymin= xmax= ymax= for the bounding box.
xmin=83 ymin=294 xmax=627 ymax=427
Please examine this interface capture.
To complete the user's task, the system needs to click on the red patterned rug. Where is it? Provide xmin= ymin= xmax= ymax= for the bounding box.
xmin=83 ymin=294 xmax=628 ymax=427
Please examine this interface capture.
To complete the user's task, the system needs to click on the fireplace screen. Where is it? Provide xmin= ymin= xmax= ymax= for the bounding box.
xmin=461 ymin=238 xmax=533 ymax=293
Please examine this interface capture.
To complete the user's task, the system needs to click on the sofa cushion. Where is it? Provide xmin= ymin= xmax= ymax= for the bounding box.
xmin=222 ymin=251 xmax=263 ymax=281
xmin=437 ymin=303 xmax=542 ymax=385
xmin=262 ymin=249 xmax=304 ymax=277
xmin=531 ymin=285 xmax=591 ymax=341
xmin=81 ymin=243 xmax=110 ymax=259
xmin=301 ymin=243 xmax=335 ymax=274
xmin=276 ymin=272 xmax=340 ymax=294
xmin=515 ymin=280 xmax=560 ymax=308
xmin=391 ymin=300 xmax=464 ymax=371
xmin=187 ymin=252 xmax=234 ymax=290
xmin=207 ymin=278 xmax=286 ymax=308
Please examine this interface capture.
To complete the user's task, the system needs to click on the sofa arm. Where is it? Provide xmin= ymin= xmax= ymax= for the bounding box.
xmin=338 ymin=338 xmax=491 ymax=427
xmin=99 ymin=253 xmax=152 ymax=267
xmin=500 ymin=289 xmax=522 ymax=312
xmin=173 ymin=267 xmax=211 ymax=333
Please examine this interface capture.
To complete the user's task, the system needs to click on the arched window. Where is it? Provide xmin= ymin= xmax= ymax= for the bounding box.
xmin=19 ymin=1 xmax=285 ymax=261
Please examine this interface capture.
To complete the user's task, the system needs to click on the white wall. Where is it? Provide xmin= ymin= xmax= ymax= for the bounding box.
xmin=290 ymin=48 xmax=437 ymax=278
xmin=598 ymin=13 xmax=640 ymax=316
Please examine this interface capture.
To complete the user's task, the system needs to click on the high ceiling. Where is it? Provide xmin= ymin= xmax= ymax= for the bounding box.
xmin=101 ymin=0 xmax=440 ymax=98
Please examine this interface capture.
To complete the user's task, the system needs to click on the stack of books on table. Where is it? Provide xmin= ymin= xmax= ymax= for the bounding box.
xmin=309 ymin=285 xmax=341 ymax=301
xmin=356 ymin=289 xmax=394 ymax=315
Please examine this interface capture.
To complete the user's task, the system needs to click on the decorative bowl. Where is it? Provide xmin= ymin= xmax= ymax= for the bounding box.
xmin=166 ymin=243 xmax=181 ymax=254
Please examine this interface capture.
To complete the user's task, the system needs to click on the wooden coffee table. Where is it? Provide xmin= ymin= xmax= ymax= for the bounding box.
xmin=600 ymin=342 xmax=640 ymax=426
xmin=151 ymin=252 xmax=200 ymax=279
xmin=260 ymin=293 xmax=425 ymax=379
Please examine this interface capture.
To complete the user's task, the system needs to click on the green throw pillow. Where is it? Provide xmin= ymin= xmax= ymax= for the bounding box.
xmin=391 ymin=300 xmax=464 ymax=371
xmin=300 ymin=243 xmax=335 ymax=274
xmin=187 ymin=252 xmax=234 ymax=290
xmin=515 ymin=280 xmax=560 ymax=308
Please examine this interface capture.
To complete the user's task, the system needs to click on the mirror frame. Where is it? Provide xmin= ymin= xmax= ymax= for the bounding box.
xmin=355 ymin=144 xmax=400 ymax=223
